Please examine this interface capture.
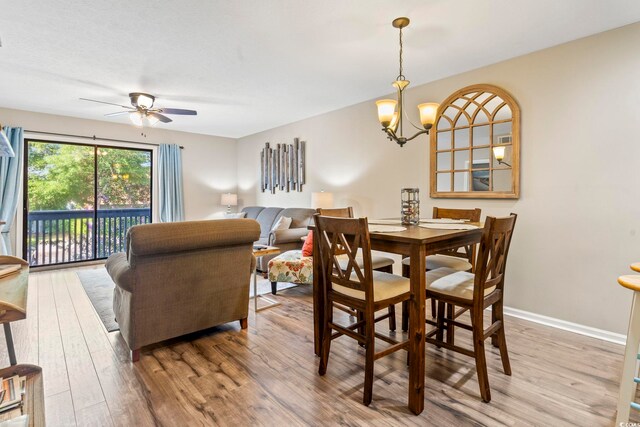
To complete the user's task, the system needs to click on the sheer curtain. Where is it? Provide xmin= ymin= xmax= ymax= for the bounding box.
xmin=0 ymin=127 xmax=24 ymax=255
xmin=158 ymin=144 xmax=185 ymax=222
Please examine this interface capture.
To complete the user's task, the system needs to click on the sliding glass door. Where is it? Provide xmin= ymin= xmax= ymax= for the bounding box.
xmin=23 ymin=140 xmax=152 ymax=266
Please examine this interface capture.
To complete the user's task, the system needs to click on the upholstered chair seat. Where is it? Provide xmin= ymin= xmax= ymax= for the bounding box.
xmin=426 ymin=267 xmax=496 ymax=301
xmin=402 ymin=254 xmax=472 ymax=272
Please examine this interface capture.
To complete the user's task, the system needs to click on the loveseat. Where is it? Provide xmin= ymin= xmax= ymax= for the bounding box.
xmin=241 ymin=206 xmax=315 ymax=271
xmin=105 ymin=219 xmax=260 ymax=361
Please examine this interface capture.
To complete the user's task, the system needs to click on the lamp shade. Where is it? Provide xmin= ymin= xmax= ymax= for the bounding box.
xmin=311 ymin=191 xmax=334 ymax=209
xmin=375 ymin=99 xmax=397 ymax=128
xmin=417 ymin=103 xmax=438 ymax=128
xmin=0 ymin=130 xmax=15 ymax=157
xmin=493 ymin=146 xmax=506 ymax=162
xmin=221 ymin=193 xmax=238 ymax=206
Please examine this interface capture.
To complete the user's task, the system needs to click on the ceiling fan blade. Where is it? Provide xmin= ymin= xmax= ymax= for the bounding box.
xmin=157 ymin=108 xmax=197 ymax=116
xmin=80 ymin=98 xmax=134 ymax=109
xmin=104 ymin=111 xmax=130 ymax=117
xmin=148 ymin=112 xmax=172 ymax=123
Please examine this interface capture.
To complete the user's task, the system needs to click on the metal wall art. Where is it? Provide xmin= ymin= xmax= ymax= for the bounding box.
xmin=260 ymin=138 xmax=306 ymax=193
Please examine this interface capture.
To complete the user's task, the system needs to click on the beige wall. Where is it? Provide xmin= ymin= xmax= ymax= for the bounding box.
xmin=0 ymin=107 xmax=237 ymax=253
xmin=237 ymin=22 xmax=640 ymax=335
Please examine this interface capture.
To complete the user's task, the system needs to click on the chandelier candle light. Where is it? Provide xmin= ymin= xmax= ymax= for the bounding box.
xmin=376 ymin=17 xmax=439 ymax=147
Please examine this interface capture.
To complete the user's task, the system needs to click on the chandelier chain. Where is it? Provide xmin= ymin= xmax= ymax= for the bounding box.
xmin=398 ymin=26 xmax=404 ymax=81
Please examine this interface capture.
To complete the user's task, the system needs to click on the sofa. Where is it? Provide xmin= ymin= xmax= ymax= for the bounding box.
xmin=241 ymin=206 xmax=315 ymax=271
xmin=105 ymin=219 xmax=260 ymax=361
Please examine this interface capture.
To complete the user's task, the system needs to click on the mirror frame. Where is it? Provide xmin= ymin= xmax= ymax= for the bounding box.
xmin=429 ymin=84 xmax=520 ymax=199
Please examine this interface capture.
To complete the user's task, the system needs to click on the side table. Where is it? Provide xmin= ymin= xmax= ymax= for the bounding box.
xmin=252 ymin=246 xmax=281 ymax=312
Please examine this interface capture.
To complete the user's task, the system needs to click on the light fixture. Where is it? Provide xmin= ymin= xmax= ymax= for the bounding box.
xmin=221 ymin=193 xmax=238 ymax=213
xmin=0 ymin=125 xmax=15 ymax=157
xmin=130 ymin=92 xmax=155 ymax=110
xmin=311 ymin=191 xmax=334 ymax=209
xmin=129 ymin=111 xmax=143 ymax=127
xmin=492 ymin=146 xmax=511 ymax=167
xmin=376 ymin=17 xmax=439 ymax=147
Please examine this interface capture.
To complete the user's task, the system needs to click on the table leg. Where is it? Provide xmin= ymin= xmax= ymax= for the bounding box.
xmin=4 ymin=323 xmax=16 ymax=366
xmin=312 ymin=231 xmax=323 ymax=356
xmin=408 ymin=244 xmax=426 ymax=415
xmin=253 ymin=256 xmax=280 ymax=312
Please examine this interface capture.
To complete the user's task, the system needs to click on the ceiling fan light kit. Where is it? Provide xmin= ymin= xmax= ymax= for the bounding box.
xmin=80 ymin=92 xmax=198 ymax=128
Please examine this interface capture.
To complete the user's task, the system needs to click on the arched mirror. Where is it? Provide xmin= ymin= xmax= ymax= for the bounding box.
xmin=430 ymin=84 xmax=520 ymax=198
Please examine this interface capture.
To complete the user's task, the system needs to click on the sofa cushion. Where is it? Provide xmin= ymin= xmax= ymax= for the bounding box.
xmin=241 ymin=206 xmax=265 ymax=220
xmin=224 ymin=212 xmax=247 ymax=219
xmin=255 ymin=207 xmax=284 ymax=239
xmin=301 ymin=231 xmax=313 ymax=257
xmin=272 ymin=216 xmax=292 ymax=231
xmin=276 ymin=208 xmax=315 ymax=229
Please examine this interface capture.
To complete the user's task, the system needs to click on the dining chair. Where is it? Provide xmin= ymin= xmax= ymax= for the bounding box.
xmin=401 ymin=207 xmax=482 ymax=330
xmin=425 ymin=213 xmax=517 ymax=402
xmin=315 ymin=214 xmax=411 ymax=406
xmin=317 ymin=207 xmax=398 ymax=330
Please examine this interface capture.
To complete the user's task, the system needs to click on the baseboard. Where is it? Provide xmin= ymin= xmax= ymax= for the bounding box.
xmin=501 ymin=306 xmax=627 ymax=346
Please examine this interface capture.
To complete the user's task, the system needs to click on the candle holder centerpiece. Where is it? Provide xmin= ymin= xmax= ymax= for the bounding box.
xmin=401 ymin=188 xmax=420 ymax=225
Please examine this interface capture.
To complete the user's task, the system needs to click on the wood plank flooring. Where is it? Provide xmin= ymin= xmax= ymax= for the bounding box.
xmin=0 ymin=266 xmax=631 ymax=426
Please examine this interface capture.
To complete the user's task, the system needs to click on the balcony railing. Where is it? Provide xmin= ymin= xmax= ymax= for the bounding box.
xmin=25 ymin=208 xmax=151 ymax=266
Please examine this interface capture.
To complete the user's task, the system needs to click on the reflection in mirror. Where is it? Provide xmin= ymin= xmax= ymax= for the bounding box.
xmin=493 ymin=121 xmax=512 ymax=144
xmin=454 ymin=128 xmax=470 ymax=149
xmin=437 ymin=131 xmax=451 ymax=150
xmin=455 ymin=113 xmax=469 ymax=127
xmin=472 ymin=125 xmax=490 ymax=146
xmin=472 ymin=148 xmax=490 ymax=168
xmin=484 ymin=96 xmax=502 ymax=115
xmin=453 ymin=172 xmax=467 ymax=191
xmin=493 ymin=169 xmax=512 ymax=191
xmin=494 ymin=104 xmax=512 ymax=121
xmin=474 ymin=109 xmax=490 ymax=124
xmin=472 ymin=169 xmax=490 ymax=191
xmin=454 ymin=150 xmax=469 ymax=170
xmin=492 ymin=144 xmax=512 ymax=168
xmin=431 ymin=84 xmax=519 ymax=198
xmin=437 ymin=152 xmax=451 ymax=171
xmin=437 ymin=117 xmax=452 ymax=131
xmin=437 ymin=173 xmax=451 ymax=192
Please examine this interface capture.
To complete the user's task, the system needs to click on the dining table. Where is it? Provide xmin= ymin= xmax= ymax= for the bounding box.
xmin=309 ymin=220 xmax=483 ymax=415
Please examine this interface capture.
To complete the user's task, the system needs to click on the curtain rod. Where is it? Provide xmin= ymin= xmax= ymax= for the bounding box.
xmin=23 ymin=130 xmax=184 ymax=149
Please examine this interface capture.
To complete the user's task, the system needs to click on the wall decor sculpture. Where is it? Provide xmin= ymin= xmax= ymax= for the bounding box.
xmin=260 ymin=138 xmax=306 ymax=193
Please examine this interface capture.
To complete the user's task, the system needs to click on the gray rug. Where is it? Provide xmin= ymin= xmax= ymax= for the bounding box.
xmin=77 ymin=268 xmax=298 ymax=332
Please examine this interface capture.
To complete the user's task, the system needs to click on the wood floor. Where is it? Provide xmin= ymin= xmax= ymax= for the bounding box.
xmin=2 ymin=267 xmax=631 ymax=426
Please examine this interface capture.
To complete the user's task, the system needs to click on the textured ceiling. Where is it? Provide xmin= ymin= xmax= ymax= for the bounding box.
xmin=1 ymin=0 xmax=639 ymax=138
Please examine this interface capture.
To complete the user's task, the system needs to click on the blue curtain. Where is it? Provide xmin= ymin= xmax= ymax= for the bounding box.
xmin=158 ymin=144 xmax=185 ymax=222
xmin=0 ymin=127 xmax=24 ymax=255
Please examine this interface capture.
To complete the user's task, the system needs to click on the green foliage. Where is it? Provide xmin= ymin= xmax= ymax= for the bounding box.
xmin=28 ymin=142 xmax=151 ymax=211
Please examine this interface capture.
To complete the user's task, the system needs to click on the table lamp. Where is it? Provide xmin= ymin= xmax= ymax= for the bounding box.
xmin=311 ymin=191 xmax=334 ymax=209
xmin=221 ymin=193 xmax=237 ymax=213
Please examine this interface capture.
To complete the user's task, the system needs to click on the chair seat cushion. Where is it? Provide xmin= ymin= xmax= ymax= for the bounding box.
xmin=333 ymin=271 xmax=409 ymax=302
xmin=426 ymin=267 xmax=495 ymax=300
xmin=339 ymin=254 xmax=394 ymax=271
xmin=268 ymin=250 xmax=313 ymax=285
xmin=402 ymin=254 xmax=472 ymax=271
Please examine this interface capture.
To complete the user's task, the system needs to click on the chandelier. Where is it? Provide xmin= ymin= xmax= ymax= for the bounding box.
xmin=376 ymin=17 xmax=439 ymax=147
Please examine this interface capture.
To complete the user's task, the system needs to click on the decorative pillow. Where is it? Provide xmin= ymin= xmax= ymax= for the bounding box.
xmin=224 ymin=212 xmax=247 ymax=219
xmin=271 ymin=216 xmax=292 ymax=231
xmin=302 ymin=231 xmax=313 ymax=257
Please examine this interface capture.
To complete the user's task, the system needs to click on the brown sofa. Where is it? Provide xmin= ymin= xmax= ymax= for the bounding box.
xmin=241 ymin=206 xmax=315 ymax=271
xmin=105 ymin=219 xmax=260 ymax=361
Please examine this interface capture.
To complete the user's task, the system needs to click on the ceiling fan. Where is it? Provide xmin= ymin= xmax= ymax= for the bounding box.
xmin=80 ymin=92 xmax=197 ymax=127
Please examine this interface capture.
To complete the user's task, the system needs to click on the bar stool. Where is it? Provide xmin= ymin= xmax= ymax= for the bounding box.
xmin=616 ymin=264 xmax=640 ymax=424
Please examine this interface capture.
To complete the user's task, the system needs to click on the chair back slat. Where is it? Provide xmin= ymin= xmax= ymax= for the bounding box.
xmin=315 ymin=214 xmax=373 ymax=295
xmin=473 ymin=214 xmax=517 ymax=300
xmin=317 ymin=207 xmax=354 ymax=218
xmin=432 ymin=207 xmax=482 ymax=266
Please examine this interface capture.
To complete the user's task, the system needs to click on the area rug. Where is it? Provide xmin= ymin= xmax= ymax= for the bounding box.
xmin=77 ymin=268 xmax=298 ymax=332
